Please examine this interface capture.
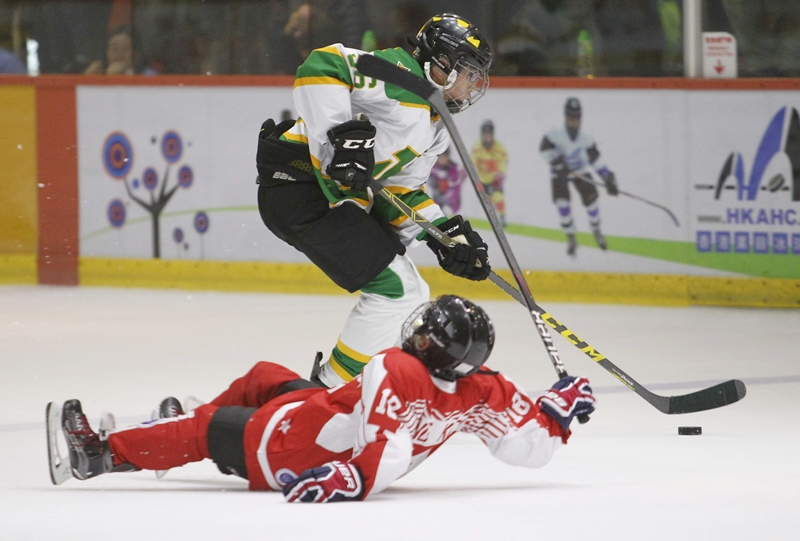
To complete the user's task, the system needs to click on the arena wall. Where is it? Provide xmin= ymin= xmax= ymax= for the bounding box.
xmin=1 ymin=75 xmax=798 ymax=307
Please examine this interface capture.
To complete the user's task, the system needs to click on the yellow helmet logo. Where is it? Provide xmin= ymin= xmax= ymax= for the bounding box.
xmin=467 ymin=36 xmax=481 ymax=48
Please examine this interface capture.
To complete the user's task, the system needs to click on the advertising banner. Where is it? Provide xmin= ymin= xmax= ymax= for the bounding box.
xmin=76 ymin=85 xmax=800 ymax=279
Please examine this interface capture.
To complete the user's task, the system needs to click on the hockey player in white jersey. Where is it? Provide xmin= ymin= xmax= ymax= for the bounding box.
xmin=539 ymin=97 xmax=619 ymax=256
xmin=256 ymin=14 xmax=493 ymax=387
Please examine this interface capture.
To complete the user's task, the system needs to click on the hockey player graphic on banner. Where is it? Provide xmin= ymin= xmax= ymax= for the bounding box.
xmin=427 ymin=146 xmax=466 ymax=215
xmin=540 ymin=97 xmax=619 ymax=256
xmin=472 ymin=120 xmax=509 ymax=227
xmin=255 ymin=14 xmax=493 ymax=387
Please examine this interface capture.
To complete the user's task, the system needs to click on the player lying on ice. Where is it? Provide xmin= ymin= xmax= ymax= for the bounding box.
xmin=47 ymin=295 xmax=596 ymax=503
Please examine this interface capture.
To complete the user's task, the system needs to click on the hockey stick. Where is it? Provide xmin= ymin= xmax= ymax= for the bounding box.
xmin=570 ymin=171 xmax=680 ymax=227
xmin=368 ymin=174 xmax=745 ymax=414
xmin=357 ymin=54 xmax=746 ymax=415
xmin=359 ymin=54 xmax=585 ymax=421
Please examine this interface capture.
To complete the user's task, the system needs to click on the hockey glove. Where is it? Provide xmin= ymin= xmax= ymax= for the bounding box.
xmin=599 ymin=169 xmax=619 ymax=196
xmin=282 ymin=461 xmax=365 ymax=503
xmin=326 ymin=119 xmax=376 ymax=192
xmin=426 ymin=215 xmax=491 ymax=281
xmin=536 ymin=376 xmax=596 ymax=432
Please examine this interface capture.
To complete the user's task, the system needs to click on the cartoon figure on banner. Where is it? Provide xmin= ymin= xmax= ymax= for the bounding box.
xmin=427 ymin=147 xmax=466 ymax=215
xmin=194 ymin=211 xmax=210 ymax=259
xmin=539 ymin=98 xmax=619 ymax=257
xmin=102 ymin=130 xmax=195 ymax=258
xmin=471 ymin=120 xmax=508 ymax=227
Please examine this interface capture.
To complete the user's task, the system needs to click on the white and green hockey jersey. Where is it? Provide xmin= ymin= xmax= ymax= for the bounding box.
xmin=282 ymin=44 xmax=450 ymax=245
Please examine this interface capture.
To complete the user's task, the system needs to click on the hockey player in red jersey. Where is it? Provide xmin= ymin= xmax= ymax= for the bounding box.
xmin=47 ymin=296 xmax=596 ymax=502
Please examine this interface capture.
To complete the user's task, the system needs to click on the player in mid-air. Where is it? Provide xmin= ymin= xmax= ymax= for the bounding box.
xmin=539 ymin=97 xmax=618 ymax=256
xmin=472 ymin=120 xmax=508 ymax=227
xmin=256 ymin=13 xmax=494 ymax=388
xmin=47 ymin=295 xmax=596 ymax=502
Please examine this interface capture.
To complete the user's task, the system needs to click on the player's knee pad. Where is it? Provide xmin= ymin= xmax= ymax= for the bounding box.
xmin=207 ymin=406 xmax=257 ymax=479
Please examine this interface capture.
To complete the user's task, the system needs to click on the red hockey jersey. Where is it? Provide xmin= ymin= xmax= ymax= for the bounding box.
xmin=244 ymin=348 xmax=567 ymax=498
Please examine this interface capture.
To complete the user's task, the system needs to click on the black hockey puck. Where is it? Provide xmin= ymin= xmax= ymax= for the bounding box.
xmin=678 ymin=426 xmax=702 ymax=435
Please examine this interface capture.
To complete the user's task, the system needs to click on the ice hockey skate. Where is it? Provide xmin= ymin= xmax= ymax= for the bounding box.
xmin=46 ymin=399 xmax=112 ymax=484
xmin=592 ymin=228 xmax=608 ymax=250
xmin=309 ymin=351 xmax=325 ymax=387
xmin=566 ymin=233 xmax=578 ymax=256
xmin=152 ymin=396 xmax=185 ymax=479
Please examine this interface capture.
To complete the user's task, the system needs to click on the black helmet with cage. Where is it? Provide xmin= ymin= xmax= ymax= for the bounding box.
xmin=401 ymin=295 xmax=495 ymax=381
xmin=409 ymin=13 xmax=492 ymax=114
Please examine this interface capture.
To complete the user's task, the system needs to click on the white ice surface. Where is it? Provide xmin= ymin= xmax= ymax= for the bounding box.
xmin=1 ymin=285 xmax=798 ymax=540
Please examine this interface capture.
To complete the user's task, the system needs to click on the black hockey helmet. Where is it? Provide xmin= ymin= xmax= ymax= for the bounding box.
xmin=409 ymin=13 xmax=492 ymax=114
xmin=401 ymin=295 xmax=495 ymax=382
xmin=481 ymin=119 xmax=495 ymax=133
xmin=565 ymin=97 xmax=582 ymax=118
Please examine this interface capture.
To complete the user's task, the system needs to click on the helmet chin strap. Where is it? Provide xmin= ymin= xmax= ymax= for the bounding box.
xmin=423 ymin=61 xmax=458 ymax=91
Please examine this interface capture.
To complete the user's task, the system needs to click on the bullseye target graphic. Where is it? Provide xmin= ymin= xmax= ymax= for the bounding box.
xmin=178 ymin=165 xmax=194 ymax=188
xmin=107 ymin=199 xmax=126 ymax=228
xmin=103 ymin=132 xmax=133 ymax=179
xmin=194 ymin=211 xmax=209 ymax=234
xmin=173 ymin=227 xmax=184 ymax=243
xmin=161 ymin=131 xmax=183 ymax=163
xmin=142 ymin=168 xmax=158 ymax=190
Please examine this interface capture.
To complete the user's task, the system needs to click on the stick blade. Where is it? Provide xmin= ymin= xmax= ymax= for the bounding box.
xmin=46 ymin=402 xmax=73 ymax=485
xmin=356 ymin=54 xmax=438 ymax=102
xmin=667 ymin=379 xmax=746 ymax=414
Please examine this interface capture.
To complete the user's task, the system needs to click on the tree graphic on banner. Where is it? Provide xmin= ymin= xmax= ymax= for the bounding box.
xmin=103 ymin=131 xmax=194 ymax=258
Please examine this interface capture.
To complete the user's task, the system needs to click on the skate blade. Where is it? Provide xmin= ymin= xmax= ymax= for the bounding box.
xmin=46 ymin=402 xmax=73 ymax=485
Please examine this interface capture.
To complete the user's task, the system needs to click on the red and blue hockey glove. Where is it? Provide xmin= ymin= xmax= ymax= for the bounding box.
xmin=536 ymin=376 xmax=596 ymax=432
xmin=282 ymin=461 xmax=365 ymax=503
xmin=426 ymin=215 xmax=491 ymax=281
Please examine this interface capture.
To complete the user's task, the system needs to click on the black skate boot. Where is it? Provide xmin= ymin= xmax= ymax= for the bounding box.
xmin=62 ymin=399 xmax=113 ymax=480
xmin=153 ymin=397 xmax=185 ymax=479
xmin=158 ymin=396 xmax=185 ymax=419
xmin=566 ymin=233 xmax=578 ymax=256
xmin=592 ymin=228 xmax=608 ymax=251
xmin=310 ymin=351 xmax=326 ymax=387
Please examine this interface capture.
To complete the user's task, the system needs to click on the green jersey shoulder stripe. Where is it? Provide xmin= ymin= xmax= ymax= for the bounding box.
xmin=295 ymin=46 xmax=353 ymax=88
xmin=373 ymin=48 xmax=430 ymax=108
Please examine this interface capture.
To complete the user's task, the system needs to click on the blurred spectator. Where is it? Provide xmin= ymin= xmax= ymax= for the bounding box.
xmin=719 ymin=0 xmax=800 ymax=77
xmin=493 ymin=0 xmax=600 ymax=76
xmin=0 ymin=45 xmax=24 ymax=73
xmin=85 ymin=25 xmax=142 ymax=75
xmin=22 ymin=0 xmax=110 ymax=73
xmin=284 ymin=0 xmax=370 ymax=58
xmin=593 ymin=0 xmax=667 ymax=77
xmin=235 ymin=1 xmax=302 ymax=74
xmin=658 ymin=0 xmax=682 ymax=75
